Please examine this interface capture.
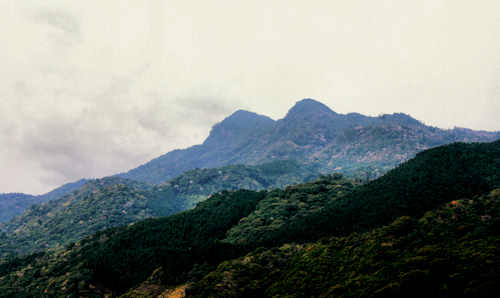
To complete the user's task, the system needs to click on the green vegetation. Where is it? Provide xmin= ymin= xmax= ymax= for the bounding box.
xmin=188 ymin=189 xmax=500 ymax=297
xmin=0 ymin=177 xmax=152 ymax=258
xmin=0 ymin=179 xmax=87 ymax=223
xmin=224 ymin=174 xmax=356 ymax=246
xmin=0 ymin=140 xmax=499 ymax=296
xmin=0 ymin=160 xmax=318 ymax=258
xmin=224 ymin=141 xmax=500 ymax=248
xmin=0 ymin=193 xmax=37 ymax=223
xmin=0 ymin=190 xmax=266 ymax=297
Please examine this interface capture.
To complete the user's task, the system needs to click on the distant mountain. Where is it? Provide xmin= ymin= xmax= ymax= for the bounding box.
xmin=37 ymin=179 xmax=88 ymax=202
xmin=1 ymin=140 xmax=498 ymax=296
xmin=0 ymin=160 xmax=319 ymax=257
xmin=120 ymin=98 xmax=500 ymax=184
xmin=0 ymin=179 xmax=87 ymax=223
xmin=4 ymin=99 xmax=495 ymax=224
xmin=0 ymin=193 xmax=36 ymax=223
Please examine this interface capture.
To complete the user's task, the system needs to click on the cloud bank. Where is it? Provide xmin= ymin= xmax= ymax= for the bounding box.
xmin=1 ymin=0 xmax=499 ymax=194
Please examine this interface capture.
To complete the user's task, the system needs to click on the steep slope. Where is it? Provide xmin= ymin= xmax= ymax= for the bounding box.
xmin=121 ymin=99 xmax=499 ymax=184
xmin=0 ymin=179 xmax=87 ymax=223
xmin=224 ymin=140 xmax=500 ymax=247
xmin=37 ymin=179 xmax=88 ymax=202
xmin=120 ymin=110 xmax=276 ymax=184
xmin=0 ymin=190 xmax=267 ymax=297
xmin=224 ymin=174 xmax=357 ymax=246
xmin=0 ymin=160 xmax=319 ymax=257
xmin=188 ymin=189 xmax=500 ymax=297
xmin=0 ymin=141 xmax=498 ymax=296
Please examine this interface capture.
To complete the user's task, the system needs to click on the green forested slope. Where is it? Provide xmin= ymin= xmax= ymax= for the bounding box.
xmin=188 ymin=189 xmax=500 ymax=297
xmin=0 ymin=141 xmax=499 ymax=297
xmin=224 ymin=173 xmax=356 ymax=245
xmin=0 ymin=160 xmax=317 ymax=258
xmin=0 ymin=179 xmax=87 ymax=223
xmin=224 ymin=141 xmax=500 ymax=248
xmin=0 ymin=190 xmax=266 ymax=297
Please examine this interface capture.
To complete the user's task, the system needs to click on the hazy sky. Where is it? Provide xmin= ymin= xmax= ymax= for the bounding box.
xmin=1 ymin=0 xmax=499 ymax=194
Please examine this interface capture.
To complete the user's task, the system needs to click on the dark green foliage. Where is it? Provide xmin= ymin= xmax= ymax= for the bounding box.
xmin=246 ymin=141 xmax=500 ymax=246
xmin=224 ymin=174 xmax=356 ymax=246
xmin=0 ymin=190 xmax=266 ymax=296
xmin=1 ymin=141 xmax=500 ymax=296
xmin=0 ymin=177 xmax=153 ymax=258
xmin=188 ymin=189 xmax=500 ymax=297
xmin=0 ymin=160 xmax=317 ymax=258
xmin=83 ymin=190 xmax=264 ymax=293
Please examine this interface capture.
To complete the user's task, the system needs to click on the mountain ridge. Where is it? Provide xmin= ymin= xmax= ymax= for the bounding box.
xmin=1 ymin=140 xmax=498 ymax=296
xmin=0 ymin=160 xmax=320 ymax=257
xmin=120 ymin=99 xmax=500 ymax=184
xmin=0 ymin=179 xmax=87 ymax=223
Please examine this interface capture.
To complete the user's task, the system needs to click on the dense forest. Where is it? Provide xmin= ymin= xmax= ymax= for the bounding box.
xmin=227 ymin=141 xmax=500 ymax=248
xmin=189 ymin=189 xmax=500 ymax=297
xmin=0 ymin=190 xmax=266 ymax=296
xmin=0 ymin=140 xmax=498 ymax=297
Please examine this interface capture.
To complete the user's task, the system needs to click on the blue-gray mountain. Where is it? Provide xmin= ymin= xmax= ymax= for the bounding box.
xmin=0 ymin=179 xmax=87 ymax=223
xmin=120 ymin=98 xmax=500 ymax=184
xmin=0 ymin=160 xmax=319 ymax=257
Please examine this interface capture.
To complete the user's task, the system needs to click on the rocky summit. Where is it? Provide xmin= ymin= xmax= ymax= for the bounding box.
xmin=120 ymin=99 xmax=500 ymax=184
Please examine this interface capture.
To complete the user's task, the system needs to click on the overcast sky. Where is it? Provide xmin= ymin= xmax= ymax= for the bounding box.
xmin=1 ymin=0 xmax=499 ymax=194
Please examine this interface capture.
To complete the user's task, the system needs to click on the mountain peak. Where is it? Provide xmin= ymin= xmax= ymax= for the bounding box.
xmin=285 ymin=99 xmax=336 ymax=120
xmin=218 ymin=109 xmax=274 ymax=129
xmin=203 ymin=110 xmax=275 ymax=147
xmin=379 ymin=113 xmax=422 ymax=126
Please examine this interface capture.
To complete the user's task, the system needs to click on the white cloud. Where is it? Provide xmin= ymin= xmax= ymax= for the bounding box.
xmin=0 ymin=0 xmax=499 ymax=194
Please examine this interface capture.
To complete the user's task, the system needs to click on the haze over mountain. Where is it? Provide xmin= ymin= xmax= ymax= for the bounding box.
xmin=2 ymin=2 xmax=500 ymax=296
xmin=121 ymin=99 xmax=500 ymax=184
xmin=2 ymin=1 xmax=500 ymax=196
xmin=0 ymin=179 xmax=87 ymax=223
xmin=2 ymin=98 xmax=498 ymax=225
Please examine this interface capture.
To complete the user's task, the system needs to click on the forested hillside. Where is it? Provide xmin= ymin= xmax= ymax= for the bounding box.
xmin=0 ymin=179 xmax=87 ymax=223
xmin=0 ymin=190 xmax=267 ymax=297
xmin=224 ymin=140 xmax=500 ymax=247
xmin=0 ymin=141 xmax=498 ymax=296
xmin=0 ymin=160 xmax=318 ymax=258
xmin=189 ymin=189 xmax=500 ymax=297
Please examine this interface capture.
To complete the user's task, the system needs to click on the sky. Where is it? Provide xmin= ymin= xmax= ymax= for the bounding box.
xmin=1 ymin=0 xmax=499 ymax=194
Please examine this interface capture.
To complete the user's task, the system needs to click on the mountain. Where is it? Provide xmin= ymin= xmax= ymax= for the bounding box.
xmin=36 ymin=179 xmax=88 ymax=202
xmin=188 ymin=189 xmax=500 ymax=297
xmin=0 ymin=190 xmax=267 ymax=297
xmin=0 ymin=179 xmax=87 ymax=223
xmin=223 ymin=140 xmax=500 ymax=247
xmin=4 ymin=99 xmax=494 ymax=224
xmin=119 ymin=110 xmax=276 ymax=184
xmin=0 ymin=160 xmax=319 ymax=257
xmin=120 ymin=98 xmax=500 ymax=184
xmin=1 ymin=140 xmax=498 ymax=296
xmin=0 ymin=194 xmax=37 ymax=223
